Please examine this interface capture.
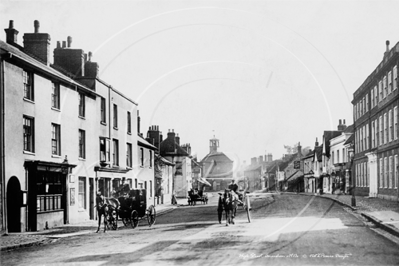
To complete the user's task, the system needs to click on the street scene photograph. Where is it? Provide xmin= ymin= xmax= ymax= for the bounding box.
xmin=0 ymin=0 xmax=399 ymax=265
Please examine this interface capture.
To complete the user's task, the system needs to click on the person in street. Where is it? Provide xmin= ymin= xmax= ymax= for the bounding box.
xmin=96 ymin=190 xmax=104 ymax=211
xmin=228 ymin=179 xmax=238 ymax=193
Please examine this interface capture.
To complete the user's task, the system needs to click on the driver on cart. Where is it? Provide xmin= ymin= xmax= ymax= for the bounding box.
xmin=228 ymin=179 xmax=242 ymax=201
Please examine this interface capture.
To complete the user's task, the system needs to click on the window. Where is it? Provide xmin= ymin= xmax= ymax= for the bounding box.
xmin=144 ymin=181 xmax=147 ymax=190
xmin=379 ymin=80 xmax=383 ymax=102
xmin=394 ymin=65 xmax=398 ymax=90
xmin=101 ymin=97 xmax=106 ymax=123
xmin=149 ymin=150 xmax=152 ymax=167
xmin=366 ymin=124 xmax=369 ymax=150
xmin=384 ymin=113 xmax=388 ymax=144
xmin=371 ymin=88 xmax=375 ymax=108
xmin=337 ymin=150 xmax=340 ymax=164
xmin=395 ymin=107 xmax=398 ymax=140
xmin=389 ymin=156 xmax=393 ymax=189
xmin=79 ymin=93 xmax=85 ymax=117
xmin=365 ymin=95 xmax=368 ymax=112
xmin=112 ymin=139 xmax=119 ymax=166
xmin=127 ymin=111 xmax=131 ymax=133
xmin=113 ymin=104 xmax=118 ymax=128
xmin=79 ymin=129 xmax=85 ymax=159
xmin=23 ymin=116 xmax=34 ymax=152
xmin=379 ymin=158 xmax=383 ymax=188
xmin=140 ymin=148 xmax=144 ymax=166
xmin=127 ymin=143 xmax=132 ymax=168
xmin=383 ymin=75 xmax=387 ymax=98
xmin=342 ymin=148 xmax=345 ymax=162
xmin=379 ymin=115 xmax=383 ymax=145
xmin=78 ymin=177 xmax=86 ymax=209
xmin=150 ymin=180 xmax=152 ymax=197
xmin=384 ymin=157 xmax=388 ymax=188
xmin=51 ymin=123 xmax=61 ymax=155
xmin=23 ymin=70 xmax=34 ymax=101
xmin=100 ymin=137 xmax=110 ymax=162
xmin=374 ymin=86 xmax=378 ymax=107
xmin=332 ymin=151 xmax=334 ymax=164
xmin=36 ymin=172 xmax=62 ymax=212
xmin=52 ymin=82 xmax=60 ymax=109
xmin=135 ymin=178 xmax=137 ymax=188
xmin=395 ymin=155 xmax=398 ymax=189
xmin=371 ymin=121 xmax=375 ymax=148
xmin=388 ymin=71 xmax=392 ymax=94
xmin=389 ymin=109 xmax=392 ymax=142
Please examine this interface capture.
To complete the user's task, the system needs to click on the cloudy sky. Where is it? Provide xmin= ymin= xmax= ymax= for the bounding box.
xmin=1 ymin=0 xmax=398 ymax=166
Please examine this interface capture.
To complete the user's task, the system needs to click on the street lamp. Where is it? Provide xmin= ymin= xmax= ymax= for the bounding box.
xmin=349 ymin=148 xmax=356 ymax=207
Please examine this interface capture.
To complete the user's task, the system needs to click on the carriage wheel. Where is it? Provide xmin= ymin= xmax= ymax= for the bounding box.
xmin=122 ymin=217 xmax=129 ymax=226
xmin=131 ymin=210 xmax=139 ymax=229
xmin=245 ymin=196 xmax=251 ymax=223
xmin=147 ymin=205 xmax=156 ymax=227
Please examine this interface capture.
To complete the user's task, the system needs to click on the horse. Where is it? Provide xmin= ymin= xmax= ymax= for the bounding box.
xmin=217 ymin=189 xmax=241 ymax=226
xmin=96 ymin=196 xmax=120 ymax=233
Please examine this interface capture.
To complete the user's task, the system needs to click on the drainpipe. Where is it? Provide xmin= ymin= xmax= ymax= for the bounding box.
xmin=1 ymin=56 xmax=8 ymax=234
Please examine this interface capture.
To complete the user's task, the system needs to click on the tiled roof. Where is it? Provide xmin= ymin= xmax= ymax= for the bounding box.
xmin=160 ymin=138 xmax=190 ymax=157
xmin=314 ymin=146 xmax=323 ymax=161
xmin=138 ymin=136 xmax=157 ymax=150
xmin=344 ymin=133 xmax=354 ymax=146
xmin=344 ymin=124 xmax=354 ymax=133
xmin=200 ymin=152 xmax=233 ymax=164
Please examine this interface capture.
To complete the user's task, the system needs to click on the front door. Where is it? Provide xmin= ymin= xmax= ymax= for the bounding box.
xmin=7 ymin=176 xmax=22 ymax=232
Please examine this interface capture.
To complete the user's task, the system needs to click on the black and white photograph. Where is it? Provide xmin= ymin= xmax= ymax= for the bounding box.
xmin=0 ymin=0 xmax=399 ymax=265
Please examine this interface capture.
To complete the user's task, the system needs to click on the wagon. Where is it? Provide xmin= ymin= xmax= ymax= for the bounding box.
xmin=188 ymin=189 xmax=208 ymax=205
xmin=117 ymin=188 xmax=156 ymax=228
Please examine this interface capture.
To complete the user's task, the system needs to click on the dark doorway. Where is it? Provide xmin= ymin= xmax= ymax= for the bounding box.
xmin=89 ymin=178 xmax=94 ymax=219
xmin=7 ymin=176 xmax=22 ymax=232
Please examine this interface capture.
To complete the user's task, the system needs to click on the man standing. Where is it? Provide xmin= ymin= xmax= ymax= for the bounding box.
xmin=228 ymin=179 xmax=238 ymax=193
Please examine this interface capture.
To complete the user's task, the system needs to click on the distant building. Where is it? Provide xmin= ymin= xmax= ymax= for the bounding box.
xmin=200 ymin=136 xmax=233 ymax=191
xmin=159 ymin=130 xmax=192 ymax=198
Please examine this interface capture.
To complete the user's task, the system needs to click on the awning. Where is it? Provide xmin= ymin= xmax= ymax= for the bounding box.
xmin=198 ymin=177 xmax=211 ymax=186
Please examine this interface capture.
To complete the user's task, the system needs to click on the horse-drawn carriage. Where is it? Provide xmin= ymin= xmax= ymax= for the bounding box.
xmin=96 ymin=188 xmax=156 ymax=232
xmin=187 ymin=189 xmax=208 ymax=205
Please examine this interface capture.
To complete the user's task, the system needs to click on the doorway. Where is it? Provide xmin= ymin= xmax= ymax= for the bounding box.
xmin=7 ymin=176 xmax=22 ymax=232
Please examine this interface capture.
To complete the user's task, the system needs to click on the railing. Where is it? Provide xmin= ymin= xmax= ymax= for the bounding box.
xmin=37 ymin=194 xmax=62 ymax=212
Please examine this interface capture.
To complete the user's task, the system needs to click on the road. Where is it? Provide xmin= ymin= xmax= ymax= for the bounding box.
xmin=2 ymin=193 xmax=399 ymax=266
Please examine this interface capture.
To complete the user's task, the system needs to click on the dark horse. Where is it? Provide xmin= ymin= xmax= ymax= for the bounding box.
xmin=217 ymin=189 xmax=241 ymax=226
xmin=96 ymin=196 xmax=120 ymax=233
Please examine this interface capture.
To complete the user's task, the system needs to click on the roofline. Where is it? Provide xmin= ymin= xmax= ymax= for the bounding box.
xmin=2 ymin=49 xmax=99 ymax=98
xmin=96 ymin=78 xmax=138 ymax=106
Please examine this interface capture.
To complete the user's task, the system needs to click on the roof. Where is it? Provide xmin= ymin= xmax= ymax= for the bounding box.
xmin=159 ymin=137 xmax=190 ymax=157
xmin=323 ymin=130 xmax=342 ymax=156
xmin=201 ymin=152 xmax=233 ymax=164
xmin=344 ymin=124 xmax=354 ymax=133
xmin=0 ymin=40 xmax=97 ymax=97
xmin=344 ymin=133 xmax=354 ymax=146
xmin=155 ymin=154 xmax=175 ymax=166
xmin=314 ymin=146 xmax=323 ymax=161
xmin=138 ymin=136 xmax=157 ymax=150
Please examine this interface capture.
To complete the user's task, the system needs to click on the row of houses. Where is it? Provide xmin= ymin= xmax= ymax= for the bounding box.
xmin=0 ymin=20 xmax=200 ymax=233
xmin=243 ymin=40 xmax=398 ymax=202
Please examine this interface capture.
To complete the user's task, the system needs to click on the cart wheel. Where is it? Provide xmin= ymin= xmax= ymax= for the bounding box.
xmin=122 ymin=217 xmax=129 ymax=226
xmin=147 ymin=205 xmax=156 ymax=227
xmin=131 ymin=210 xmax=139 ymax=229
xmin=245 ymin=196 xmax=251 ymax=223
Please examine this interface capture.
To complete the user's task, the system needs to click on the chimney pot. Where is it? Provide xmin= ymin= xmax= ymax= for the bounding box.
xmin=343 ymin=119 xmax=346 ymax=125
xmin=62 ymin=41 xmax=66 ymax=48
xmin=34 ymin=20 xmax=39 ymax=33
xmin=57 ymin=41 xmax=61 ymax=48
xmin=67 ymin=36 xmax=72 ymax=47
xmin=88 ymin=51 xmax=92 ymax=61
xmin=9 ymin=20 xmax=14 ymax=29
xmin=386 ymin=40 xmax=390 ymax=51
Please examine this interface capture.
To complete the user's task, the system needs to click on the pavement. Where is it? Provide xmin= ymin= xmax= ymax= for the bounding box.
xmin=1 ymin=191 xmax=398 ymax=251
xmin=0 ymin=196 xmax=189 ymax=252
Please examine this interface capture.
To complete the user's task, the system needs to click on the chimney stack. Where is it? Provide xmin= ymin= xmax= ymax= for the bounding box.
xmin=384 ymin=40 xmax=390 ymax=58
xmin=175 ymin=133 xmax=180 ymax=145
xmin=315 ymin=137 xmax=319 ymax=146
xmin=337 ymin=119 xmax=347 ymax=131
xmin=53 ymin=35 xmax=85 ymax=77
xmin=23 ymin=20 xmax=51 ymax=65
xmin=84 ymin=51 xmax=99 ymax=78
xmin=4 ymin=20 xmax=19 ymax=46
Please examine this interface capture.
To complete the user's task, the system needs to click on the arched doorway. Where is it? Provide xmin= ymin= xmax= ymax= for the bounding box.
xmin=7 ymin=176 xmax=22 ymax=232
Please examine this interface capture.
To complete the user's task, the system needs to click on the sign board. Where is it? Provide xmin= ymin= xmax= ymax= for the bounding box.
xmin=294 ymin=161 xmax=301 ymax=169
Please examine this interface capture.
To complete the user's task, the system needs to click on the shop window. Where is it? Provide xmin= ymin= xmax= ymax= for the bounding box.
xmin=36 ymin=172 xmax=62 ymax=212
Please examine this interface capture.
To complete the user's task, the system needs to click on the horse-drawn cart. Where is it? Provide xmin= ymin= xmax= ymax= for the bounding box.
xmin=188 ymin=189 xmax=208 ymax=205
xmin=117 ymin=188 xmax=156 ymax=228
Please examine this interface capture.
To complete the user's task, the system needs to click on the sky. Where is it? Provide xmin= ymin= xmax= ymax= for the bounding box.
xmin=1 ymin=0 xmax=398 ymax=167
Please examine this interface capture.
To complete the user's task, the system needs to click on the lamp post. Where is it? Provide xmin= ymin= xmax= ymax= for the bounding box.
xmin=349 ymin=147 xmax=356 ymax=207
